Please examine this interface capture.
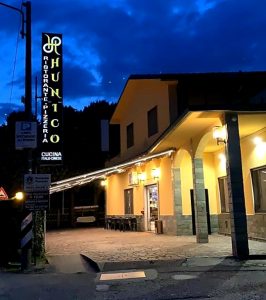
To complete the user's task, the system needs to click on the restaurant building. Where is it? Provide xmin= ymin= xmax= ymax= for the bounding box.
xmin=51 ymin=71 xmax=266 ymax=257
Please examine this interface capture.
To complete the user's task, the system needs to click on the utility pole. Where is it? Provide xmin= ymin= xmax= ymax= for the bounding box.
xmin=21 ymin=1 xmax=33 ymax=271
xmin=0 ymin=1 xmax=33 ymax=270
xmin=0 ymin=1 xmax=32 ymax=119
xmin=24 ymin=1 xmax=32 ymax=121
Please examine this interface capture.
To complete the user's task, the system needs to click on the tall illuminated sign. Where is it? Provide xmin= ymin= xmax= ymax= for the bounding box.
xmin=41 ymin=33 xmax=63 ymax=165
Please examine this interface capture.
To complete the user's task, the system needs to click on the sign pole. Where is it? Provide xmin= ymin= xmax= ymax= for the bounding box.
xmin=21 ymin=212 xmax=33 ymax=270
xmin=24 ymin=174 xmax=51 ymax=262
xmin=21 ymin=1 xmax=32 ymax=271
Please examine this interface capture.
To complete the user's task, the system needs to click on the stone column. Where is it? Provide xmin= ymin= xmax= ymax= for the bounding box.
xmin=172 ymin=167 xmax=193 ymax=235
xmin=192 ymin=158 xmax=208 ymax=243
xmin=173 ymin=168 xmax=183 ymax=235
xmin=224 ymin=112 xmax=249 ymax=259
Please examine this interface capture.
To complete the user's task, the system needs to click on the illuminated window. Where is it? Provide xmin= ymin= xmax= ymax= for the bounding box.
xmin=124 ymin=188 xmax=134 ymax=214
xmin=127 ymin=123 xmax=134 ymax=148
xmin=251 ymin=166 xmax=266 ymax=212
xmin=147 ymin=106 xmax=158 ymax=137
xmin=218 ymin=176 xmax=229 ymax=213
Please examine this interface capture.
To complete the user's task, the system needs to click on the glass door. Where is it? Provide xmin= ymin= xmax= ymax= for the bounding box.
xmin=146 ymin=184 xmax=159 ymax=232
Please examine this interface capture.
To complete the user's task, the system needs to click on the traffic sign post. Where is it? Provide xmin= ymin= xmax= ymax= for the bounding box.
xmin=24 ymin=174 xmax=51 ymax=191
xmin=25 ymin=192 xmax=50 ymax=211
xmin=23 ymin=174 xmax=51 ymax=266
xmin=15 ymin=121 xmax=37 ymax=149
xmin=24 ymin=174 xmax=51 ymax=211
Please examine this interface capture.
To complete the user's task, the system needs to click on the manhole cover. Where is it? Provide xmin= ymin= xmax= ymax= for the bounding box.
xmin=100 ymin=271 xmax=146 ymax=281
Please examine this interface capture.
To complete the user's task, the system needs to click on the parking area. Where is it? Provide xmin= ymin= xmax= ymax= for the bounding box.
xmin=45 ymin=228 xmax=266 ymax=263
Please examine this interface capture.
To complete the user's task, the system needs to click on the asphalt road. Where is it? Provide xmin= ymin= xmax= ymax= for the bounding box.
xmin=1 ymin=257 xmax=266 ymax=299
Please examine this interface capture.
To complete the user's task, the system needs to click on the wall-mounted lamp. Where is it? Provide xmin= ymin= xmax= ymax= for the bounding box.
xmin=138 ymin=172 xmax=146 ymax=183
xmin=253 ymin=136 xmax=266 ymax=158
xmin=129 ymin=172 xmax=139 ymax=185
xmin=100 ymin=179 xmax=107 ymax=187
xmin=151 ymin=168 xmax=160 ymax=180
xmin=213 ymin=126 xmax=227 ymax=145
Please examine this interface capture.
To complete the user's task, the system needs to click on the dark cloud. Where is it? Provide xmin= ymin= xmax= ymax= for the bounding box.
xmin=0 ymin=102 xmax=23 ymax=124
xmin=1 ymin=0 xmax=266 ymax=120
xmin=63 ymin=64 xmax=101 ymax=99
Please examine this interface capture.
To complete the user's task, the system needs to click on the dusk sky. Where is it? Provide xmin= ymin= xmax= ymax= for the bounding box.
xmin=0 ymin=0 xmax=266 ymax=124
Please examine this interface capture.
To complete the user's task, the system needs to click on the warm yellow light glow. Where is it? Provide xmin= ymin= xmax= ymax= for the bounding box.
xmin=218 ymin=153 xmax=226 ymax=172
xmin=100 ymin=179 xmax=107 ymax=187
xmin=50 ymin=149 xmax=175 ymax=193
xmin=219 ymin=153 xmax=226 ymax=164
xmin=253 ymin=136 xmax=263 ymax=145
xmin=138 ymin=172 xmax=146 ymax=182
xmin=213 ymin=126 xmax=227 ymax=144
xmin=151 ymin=168 xmax=160 ymax=179
xmin=218 ymin=153 xmax=225 ymax=160
xmin=254 ymin=142 xmax=266 ymax=159
xmin=129 ymin=172 xmax=139 ymax=185
xmin=253 ymin=136 xmax=266 ymax=159
xmin=15 ymin=192 xmax=24 ymax=201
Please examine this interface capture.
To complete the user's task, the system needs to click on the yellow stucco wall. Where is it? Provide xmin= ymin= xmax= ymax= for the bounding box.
xmin=106 ymin=156 xmax=173 ymax=216
xmin=203 ymin=152 xmax=219 ymax=214
xmin=177 ymin=150 xmax=220 ymax=216
xmin=106 ymin=172 xmax=127 ymax=215
xmin=118 ymin=80 xmax=170 ymax=161
xmin=213 ymin=149 xmax=227 ymax=213
xmin=240 ymin=130 xmax=266 ymax=214
xmin=157 ymin=157 xmax=173 ymax=215
xmin=107 ymin=104 xmax=266 ymax=223
xmin=106 ymin=170 xmax=145 ymax=216
xmin=179 ymin=150 xmax=193 ymax=215
xmin=211 ymin=129 xmax=266 ymax=215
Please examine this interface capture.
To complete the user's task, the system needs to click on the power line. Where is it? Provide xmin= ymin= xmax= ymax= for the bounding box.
xmin=9 ymin=25 xmax=21 ymax=105
xmin=8 ymin=0 xmax=24 ymax=107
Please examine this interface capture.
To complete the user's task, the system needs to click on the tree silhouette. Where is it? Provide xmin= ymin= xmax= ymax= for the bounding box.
xmin=0 ymin=100 xmax=118 ymax=196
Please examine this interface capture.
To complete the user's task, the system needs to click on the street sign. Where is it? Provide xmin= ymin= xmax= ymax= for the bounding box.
xmin=24 ymin=174 xmax=51 ymax=211
xmin=15 ymin=121 xmax=37 ymax=149
xmin=24 ymin=174 xmax=51 ymax=192
xmin=25 ymin=192 xmax=50 ymax=211
xmin=0 ymin=187 xmax=8 ymax=200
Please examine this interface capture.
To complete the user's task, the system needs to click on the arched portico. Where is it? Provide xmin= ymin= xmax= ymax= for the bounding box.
xmin=172 ymin=148 xmax=194 ymax=235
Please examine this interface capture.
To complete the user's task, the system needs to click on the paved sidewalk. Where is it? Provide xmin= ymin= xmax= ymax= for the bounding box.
xmin=1 ymin=228 xmax=266 ymax=300
xmin=46 ymin=228 xmax=266 ymax=264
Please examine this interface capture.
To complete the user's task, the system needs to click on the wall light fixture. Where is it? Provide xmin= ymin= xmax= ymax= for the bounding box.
xmin=138 ymin=172 xmax=146 ymax=183
xmin=151 ymin=168 xmax=160 ymax=180
xmin=213 ymin=126 xmax=227 ymax=145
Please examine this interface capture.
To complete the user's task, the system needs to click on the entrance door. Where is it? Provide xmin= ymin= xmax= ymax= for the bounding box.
xmin=145 ymin=185 xmax=159 ymax=232
xmin=190 ymin=189 xmax=211 ymax=235
xmin=124 ymin=189 xmax=133 ymax=214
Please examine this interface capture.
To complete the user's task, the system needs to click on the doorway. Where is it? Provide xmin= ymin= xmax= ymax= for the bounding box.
xmin=124 ymin=189 xmax=134 ymax=214
xmin=145 ymin=184 xmax=159 ymax=232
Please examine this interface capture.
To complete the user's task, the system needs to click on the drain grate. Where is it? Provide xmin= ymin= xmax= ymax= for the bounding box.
xmin=100 ymin=271 xmax=146 ymax=281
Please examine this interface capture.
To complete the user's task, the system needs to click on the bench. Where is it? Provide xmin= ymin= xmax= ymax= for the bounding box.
xmin=76 ymin=216 xmax=96 ymax=223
